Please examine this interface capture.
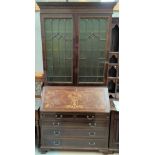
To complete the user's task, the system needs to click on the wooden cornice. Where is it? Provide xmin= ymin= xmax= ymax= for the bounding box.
xmin=35 ymin=2 xmax=119 ymax=12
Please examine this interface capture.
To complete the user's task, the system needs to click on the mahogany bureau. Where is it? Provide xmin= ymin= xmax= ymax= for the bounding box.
xmin=40 ymin=86 xmax=110 ymax=153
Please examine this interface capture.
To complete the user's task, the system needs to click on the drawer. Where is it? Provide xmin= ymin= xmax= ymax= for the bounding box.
xmin=41 ymin=127 xmax=109 ymax=138
xmin=40 ymin=112 xmax=109 ymax=121
xmin=40 ymin=120 xmax=109 ymax=128
xmin=41 ymin=138 xmax=108 ymax=149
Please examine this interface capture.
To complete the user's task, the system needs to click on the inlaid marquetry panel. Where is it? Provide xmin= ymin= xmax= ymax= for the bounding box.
xmin=41 ymin=86 xmax=110 ymax=113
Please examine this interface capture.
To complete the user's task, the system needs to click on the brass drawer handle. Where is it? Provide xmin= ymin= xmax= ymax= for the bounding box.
xmin=53 ymin=122 xmax=60 ymax=126
xmin=55 ymin=114 xmax=63 ymax=119
xmin=87 ymin=115 xmax=95 ymax=120
xmin=89 ymin=131 xmax=96 ymax=136
xmin=53 ymin=140 xmax=60 ymax=146
xmin=89 ymin=142 xmax=96 ymax=146
xmin=88 ymin=122 xmax=96 ymax=127
xmin=53 ymin=130 xmax=60 ymax=136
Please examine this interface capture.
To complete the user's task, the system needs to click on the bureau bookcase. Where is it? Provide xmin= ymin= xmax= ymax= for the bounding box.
xmin=37 ymin=1 xmax=117 ymax=154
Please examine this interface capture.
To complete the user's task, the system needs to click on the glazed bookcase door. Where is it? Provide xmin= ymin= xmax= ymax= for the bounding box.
xmin=78 ymin=17 xmax=109 ymax=84
xmin=44 ymin=18 xmax=73 ymax=84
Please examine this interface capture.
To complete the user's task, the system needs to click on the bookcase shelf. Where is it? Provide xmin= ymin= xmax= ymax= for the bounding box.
xmin=107 ymin=17 xmax=119 ymax=100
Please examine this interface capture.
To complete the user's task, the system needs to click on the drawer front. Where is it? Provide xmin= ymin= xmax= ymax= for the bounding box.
xmin=40 ymin=112 xmax=109 ymax=121
xmin=41 ymin=138 xmax=108 ymax=149
xmin=40 ymin=120 xmax=109 ymax=128
xmin=41 ymin=127 xmax=109 ymax=138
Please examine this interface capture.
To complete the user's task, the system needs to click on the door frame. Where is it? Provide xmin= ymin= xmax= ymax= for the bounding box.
xmin=76 ymin=14 xmax=111 ymax=86
xmin=40 ymin=14 xmax=75 ymax=86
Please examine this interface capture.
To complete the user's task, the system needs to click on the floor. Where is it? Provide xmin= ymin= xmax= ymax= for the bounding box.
xmin=35 ymin=147 xmax=118 ymax=155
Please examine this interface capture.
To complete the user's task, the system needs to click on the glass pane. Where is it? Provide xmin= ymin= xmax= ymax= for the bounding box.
xmin=78 ymin=18 xmax=108 ymax=83
xmin=44 ymin=18 xmax=73 ymax=83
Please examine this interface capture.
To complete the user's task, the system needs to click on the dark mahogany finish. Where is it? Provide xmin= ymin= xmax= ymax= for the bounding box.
xmin=36 ymin=1 xmax=119 ymax=154
xmin=108 ymin=17 xmax=119 ymax=100
xmin=109 ymin=101 xmax=119 ymax=153
xmin=37 ymin=2 xmax=116 ymax=86
xmin=40 ymin=86 xmax=111 ymax=153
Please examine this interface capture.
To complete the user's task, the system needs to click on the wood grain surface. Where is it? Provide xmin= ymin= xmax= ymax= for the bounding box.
xmin=41 ymin=86 xmax=110 ymax=113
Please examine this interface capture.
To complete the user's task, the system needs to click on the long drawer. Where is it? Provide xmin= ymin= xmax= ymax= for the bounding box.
xmin=40 ymin=112 xmax=109 ymax=121
xmin=40 ymin=120 xmax=109 ymax=128
xmin=41 ymin=127 xmax=109 ymax=138
xmin=41 ymin=138 xmax=108 ymax=149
